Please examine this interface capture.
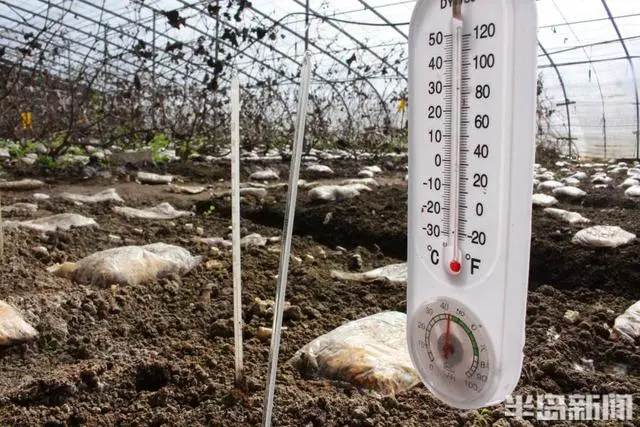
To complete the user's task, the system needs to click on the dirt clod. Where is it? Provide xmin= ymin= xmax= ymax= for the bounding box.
xmin=210 ymin=318 xmax=234 ymax=338
xmin=11 ymin=378 xmax=77 ymax=407
xmin=135 ymin=363 xmax=172 ymax=392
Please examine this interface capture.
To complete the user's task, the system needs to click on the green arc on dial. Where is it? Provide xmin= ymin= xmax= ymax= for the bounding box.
xmin=451 ymin=314 xmax=479 ymax=358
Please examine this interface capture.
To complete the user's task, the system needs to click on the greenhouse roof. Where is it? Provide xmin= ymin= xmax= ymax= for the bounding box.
xmin=0 ymin=0 xmax=639 ymax=158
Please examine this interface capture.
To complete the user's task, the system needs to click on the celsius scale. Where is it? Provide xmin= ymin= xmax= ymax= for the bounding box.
xmin=406 ymin=0 xmax=538 ymax=409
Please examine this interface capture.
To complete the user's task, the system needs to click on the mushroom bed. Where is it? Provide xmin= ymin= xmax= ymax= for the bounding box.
xmin=0 ymin=157 xmax=639 ymax=427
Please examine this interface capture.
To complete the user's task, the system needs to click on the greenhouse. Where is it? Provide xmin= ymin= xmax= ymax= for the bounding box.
xmin=0 ymin=1 xmax=639 ymax=426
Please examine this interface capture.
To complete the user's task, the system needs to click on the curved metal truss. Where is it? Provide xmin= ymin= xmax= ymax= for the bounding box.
xmin=0 ymin=0 xmax=638 ymax=158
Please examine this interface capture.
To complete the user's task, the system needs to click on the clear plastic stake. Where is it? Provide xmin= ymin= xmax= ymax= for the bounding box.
xmin=230 ymin=71 xmax=245 ymax=389
xmin=262 ymin=52 xmax=312 ymax=427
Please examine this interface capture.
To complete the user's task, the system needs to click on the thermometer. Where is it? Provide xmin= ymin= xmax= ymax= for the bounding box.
xmin=406 ymin=0 xmax=538 ymax=409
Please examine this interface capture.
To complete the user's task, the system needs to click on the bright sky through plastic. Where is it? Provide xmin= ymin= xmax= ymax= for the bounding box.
xmin=0 ymin=0 xmax=639 ymax=157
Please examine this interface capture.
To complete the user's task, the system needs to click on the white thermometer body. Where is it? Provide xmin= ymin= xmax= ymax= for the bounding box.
xmin=407 ymin=0 xmax=538 ymax=409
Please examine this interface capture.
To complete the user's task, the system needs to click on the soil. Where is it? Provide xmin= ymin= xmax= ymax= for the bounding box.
xmin=0 ymin=158 xmax=639 ymax=427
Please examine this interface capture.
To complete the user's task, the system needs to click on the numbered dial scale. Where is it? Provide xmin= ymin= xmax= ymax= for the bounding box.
xmin=411 ymin=299 xmax=493 ymax=405
xmin=407 ymin=0 xmax=538 ymax=409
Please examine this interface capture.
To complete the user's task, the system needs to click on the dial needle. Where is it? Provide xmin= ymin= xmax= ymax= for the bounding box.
xmin=443 ymin=314 xmax=452 ymax=359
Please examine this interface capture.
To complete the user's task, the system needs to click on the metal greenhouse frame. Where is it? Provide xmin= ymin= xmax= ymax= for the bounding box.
xmin=0 ymin=0 xmax=638 ymax=159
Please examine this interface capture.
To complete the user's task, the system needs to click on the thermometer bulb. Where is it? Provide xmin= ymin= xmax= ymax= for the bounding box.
xmin=449 ymin=260 xmax=461 ymax=274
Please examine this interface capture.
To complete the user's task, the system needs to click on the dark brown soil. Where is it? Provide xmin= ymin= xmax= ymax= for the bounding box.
xmin=0 ymin=159 xmax=639 ymax=427
xmin=208 ymin=178 xmax=640 ymax=295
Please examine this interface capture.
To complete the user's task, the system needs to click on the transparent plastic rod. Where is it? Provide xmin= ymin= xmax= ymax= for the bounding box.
xmin=230 ymin=71 xmax=245 ymax=389
xmin=262 ymin=52 xmax=312 ymax=427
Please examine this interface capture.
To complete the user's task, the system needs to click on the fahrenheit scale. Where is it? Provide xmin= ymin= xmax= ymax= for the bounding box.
xmin=407 ymin=0 xmax=538 ymax=409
